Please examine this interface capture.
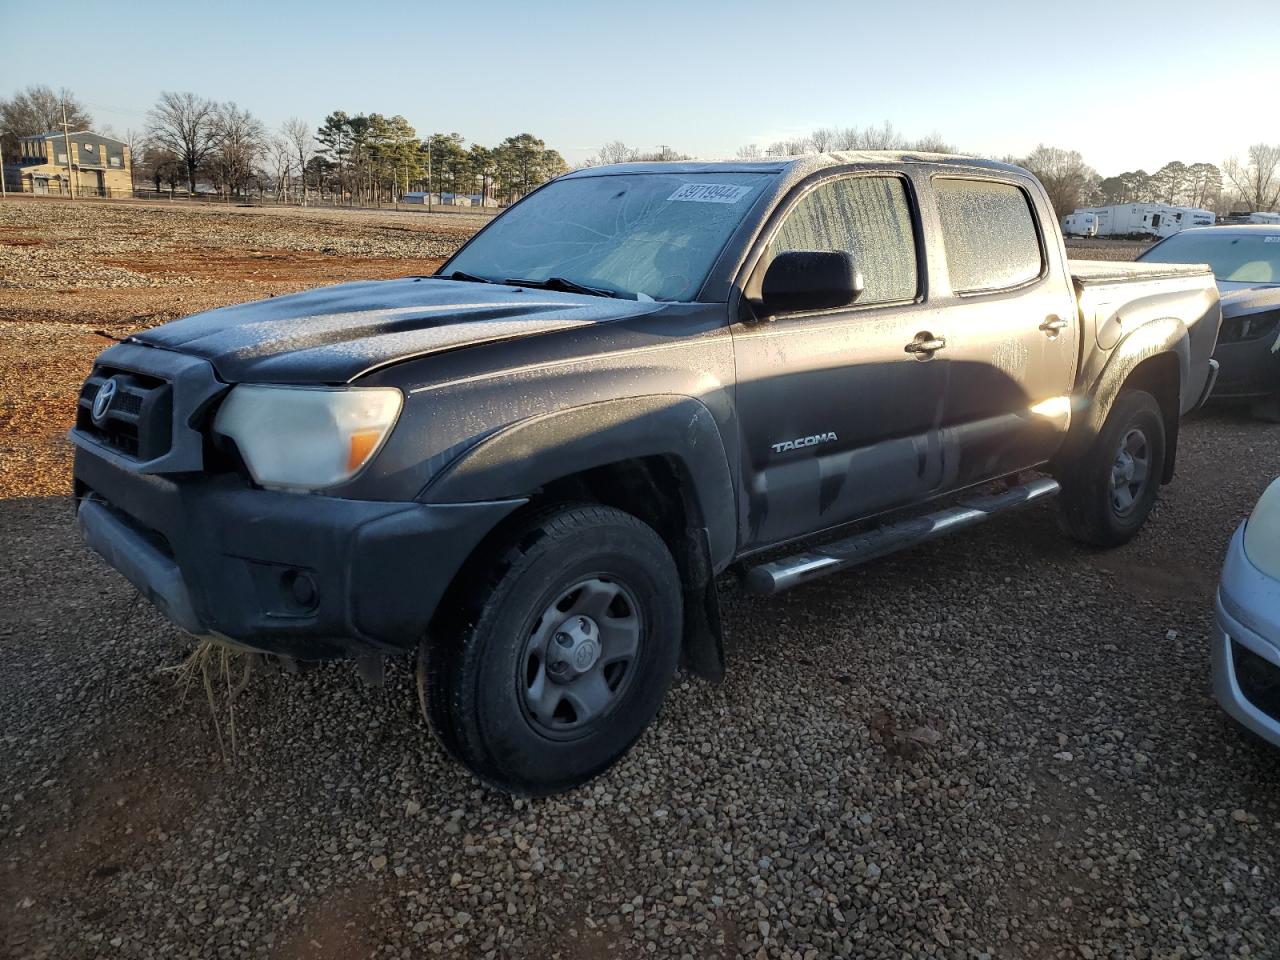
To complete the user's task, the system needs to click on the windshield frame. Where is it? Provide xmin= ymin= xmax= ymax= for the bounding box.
xmin=437 ymin=167 xmax=786 ymax=303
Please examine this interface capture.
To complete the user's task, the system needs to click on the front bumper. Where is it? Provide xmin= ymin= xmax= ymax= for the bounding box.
xmin=1211 ymin=523 xmax=1280 ymax=746
xmin=74 ymin=442 xmax=523 ymax=659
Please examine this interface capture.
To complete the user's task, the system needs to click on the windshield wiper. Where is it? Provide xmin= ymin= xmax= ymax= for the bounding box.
xmin=438 ymin=270 xmax=496 ymax=284
xmin=504 ymin=276 xmax=619 ymax=298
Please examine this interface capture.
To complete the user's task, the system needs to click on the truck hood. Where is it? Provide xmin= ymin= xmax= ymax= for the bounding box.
xmin=131 ymin=277 xmax=663 ymax=383
xmin=1219 ymin=284 xmax=1280 ymax=318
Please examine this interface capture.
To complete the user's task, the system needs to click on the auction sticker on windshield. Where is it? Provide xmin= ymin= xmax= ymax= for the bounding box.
xmin=668 ymin=183 xmax=753 ymax=203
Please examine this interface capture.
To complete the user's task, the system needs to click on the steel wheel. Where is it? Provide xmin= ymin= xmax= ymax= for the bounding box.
xmin=518 ymin=577 xmax=642 ymax=739
xmin=1110 ymin=427 xmax=1151 ymax=515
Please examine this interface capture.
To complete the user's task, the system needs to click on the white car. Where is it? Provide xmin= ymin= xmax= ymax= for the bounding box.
xmin=1214 ymin=477 xmax=1280 ymax=744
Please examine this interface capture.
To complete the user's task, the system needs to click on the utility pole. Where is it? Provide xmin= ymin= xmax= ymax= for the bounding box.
xmin=427 ymin=145 xmax=433 ymax=212
xmin=0 ymin=140 xmax=7 ymax=199
xmin=62 ymin=104 xmax=76 ymax=199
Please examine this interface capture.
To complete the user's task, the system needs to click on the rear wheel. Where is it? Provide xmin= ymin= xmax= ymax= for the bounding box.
xmin=1059 ymin=389 xmax=1166 ymax=547
xmin=419 ymin=503 xmax=682 ymax=796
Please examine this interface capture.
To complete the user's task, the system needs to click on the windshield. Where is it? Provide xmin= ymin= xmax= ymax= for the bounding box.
xmin=1140 ymin=231 xmax=1280 ymax=286
xmin=443 ymin=172 xmax=772 ymax=301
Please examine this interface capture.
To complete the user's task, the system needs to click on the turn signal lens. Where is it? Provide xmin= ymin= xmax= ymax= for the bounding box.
xmin=347 ymin=429 xmax=384 ymax=473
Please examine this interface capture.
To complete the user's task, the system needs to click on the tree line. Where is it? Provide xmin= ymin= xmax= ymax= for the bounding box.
xmin=583 ymin=125 xmax=1276 ymax=218
xmin=1013 ymin=144 xmax=1280 ymax=217
xmin=0 ymin=85 xmax=568 ymax=205
xmin=2 ymin=86 xmax=1277 ymax=215
xmin=140 ymin=92 xmax=568 ymax=205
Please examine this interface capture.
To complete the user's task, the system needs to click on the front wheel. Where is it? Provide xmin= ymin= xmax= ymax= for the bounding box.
xmin=419 ymin=503 xmax=682 ymax=796
xmin=1059 ymin=389 xmax=1167 ymax=547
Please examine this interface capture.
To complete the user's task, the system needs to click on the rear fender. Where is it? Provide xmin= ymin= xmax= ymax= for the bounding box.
xmin=1058 ymin=317 xmax=1188 ymax=480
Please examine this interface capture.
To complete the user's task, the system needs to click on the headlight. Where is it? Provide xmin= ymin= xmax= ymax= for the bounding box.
xmin=1244 ymin=477 xmax=1280 ymax=579
xmin=213 ymin=385 xmax=403 ymax=491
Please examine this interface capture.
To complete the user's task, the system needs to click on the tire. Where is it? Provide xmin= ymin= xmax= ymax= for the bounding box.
xmin=1059 ymin=389 xmax=1166 ymax=547
xmin=418 ymin=503 xmax=682 ymax=796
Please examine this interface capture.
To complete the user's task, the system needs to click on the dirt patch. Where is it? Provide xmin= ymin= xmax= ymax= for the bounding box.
xmin=1090 ymin=550 xmax=1217 ymax=603
xmin=0 ymin=746 xmax=211 ymax=960
xmin=0 ymin=199 xmax=471 ymax=499
xmin=273 ymin=885 xmax=381 ymax=960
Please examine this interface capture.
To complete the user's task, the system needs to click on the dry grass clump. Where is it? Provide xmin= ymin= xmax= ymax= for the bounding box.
xmin=165 ymin=638 xmax=257 ymax=761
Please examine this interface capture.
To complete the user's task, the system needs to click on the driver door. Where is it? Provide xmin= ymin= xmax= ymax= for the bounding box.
xmin=730 ymin=172 xmax=949 ymax=550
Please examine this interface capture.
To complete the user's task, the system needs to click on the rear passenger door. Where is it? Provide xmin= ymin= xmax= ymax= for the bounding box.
xmin=730 ymin=172 xmax=949 ymax=550
xmin=927 ymin=176 xmax=1079 ymax=490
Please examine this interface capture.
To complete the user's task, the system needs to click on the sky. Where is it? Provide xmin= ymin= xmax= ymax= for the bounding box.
xmin=2 ymin=0 xmax=1276 ymax=174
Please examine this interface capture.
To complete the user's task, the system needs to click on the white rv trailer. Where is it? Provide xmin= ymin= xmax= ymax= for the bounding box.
xmin=1062 ymin=211 xmax=1099 ymax=237
xmin=1072 ymin=203 xmax=1215 ymax=238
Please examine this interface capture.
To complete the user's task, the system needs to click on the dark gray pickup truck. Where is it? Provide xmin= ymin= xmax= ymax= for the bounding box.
xmin=73 ymin=153 xmax=1221 ymax=794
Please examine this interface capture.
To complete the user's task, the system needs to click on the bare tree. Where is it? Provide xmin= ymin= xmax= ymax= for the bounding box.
xmin=282 ymin=117 xmax=313 ymax=205
xmin=809 ymin=127 xmax=836 ymax=153
xmin=1017 ymin=144 xmax=1100 ymax=215
xmin=0 ymin=85 xmax=92 ymax=156
xmin=148 ymin=92 xmax=218 ymax=194
xmin=831 ymin=127 xmax=860 ymax=150
xmin=735 ymin=143 xmax=763 ymax=160
xmin=1223 ymin=144 xmax=1280 ymax=212
xmin=210 ymin=102 xmax=267 ymax=198
xmin=859 ymin=121 xmax=904 ymax=150
xmin=907 ymin=132 xmax=955 ymax=153
xmin=266 ymin=136 xmax=294 ymax=201
xmin=577 ymin=140 xmax=638 ymax=167
xmin=123 ymin=128 xmax=144 ymax=192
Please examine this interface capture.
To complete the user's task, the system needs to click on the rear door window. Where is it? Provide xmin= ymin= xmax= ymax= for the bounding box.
xmin=934 ymin=179 xmax=1043 ymax=292
xmin=770 ymin=176 xmax=918 ymax=304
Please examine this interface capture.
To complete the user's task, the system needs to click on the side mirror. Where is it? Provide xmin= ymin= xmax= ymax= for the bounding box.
xmin=760 ymin=250 xmax=864 ymax=316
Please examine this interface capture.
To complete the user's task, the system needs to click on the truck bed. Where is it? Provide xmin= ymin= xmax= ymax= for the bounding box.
xmin=1069 ymin=259 xmax=1212 ymax=286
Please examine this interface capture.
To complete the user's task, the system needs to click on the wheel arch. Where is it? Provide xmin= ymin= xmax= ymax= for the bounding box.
xmin=422 ymin=396 xmax=737 ymax=681
xmin=1057 ymin=320 xmax=1187 ymax=484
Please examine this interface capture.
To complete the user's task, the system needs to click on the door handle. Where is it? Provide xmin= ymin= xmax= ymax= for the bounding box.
xmin=905 ymin=334 xmax=947 ymax=356
xmin=1039 ymin=316 xmax=1068 ymax=336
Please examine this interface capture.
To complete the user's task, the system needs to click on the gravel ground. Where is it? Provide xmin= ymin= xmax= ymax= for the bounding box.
xmin=1 ymin=201 xmax=1277 ymax=960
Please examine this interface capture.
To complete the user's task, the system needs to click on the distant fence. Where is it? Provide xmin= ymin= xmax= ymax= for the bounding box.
xmin=1 ymin=182 xmax=501 ymax=215
xmin=1 ymin=181 xmax=131 ymax=199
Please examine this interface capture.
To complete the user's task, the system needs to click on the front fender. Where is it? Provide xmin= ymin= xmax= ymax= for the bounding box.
xmin=421 ymin=395 xmax=738 ymax=568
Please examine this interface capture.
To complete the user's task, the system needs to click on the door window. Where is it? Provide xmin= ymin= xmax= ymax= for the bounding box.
xmin=934 ymin=179 xmax=1043 ymax=292
xmin=770 ymin=176 xmax=918 ymax=304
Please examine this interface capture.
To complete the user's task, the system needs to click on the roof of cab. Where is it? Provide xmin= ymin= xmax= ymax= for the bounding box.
xmin=561 ymin=151 xmax=1029 ymax=180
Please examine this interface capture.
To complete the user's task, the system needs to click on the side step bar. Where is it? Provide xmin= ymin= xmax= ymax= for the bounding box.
xmin=744 ymin=476 xmax=1061 ymax=595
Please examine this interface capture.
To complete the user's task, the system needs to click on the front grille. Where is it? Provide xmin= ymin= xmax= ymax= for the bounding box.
xmin=1232 ymin=640 xmax=1280 ymax=722
xmin=77 ymin=367 xmax=173 ymax=461
xmin=1219 ymin=311 xmax=1280 ymax=345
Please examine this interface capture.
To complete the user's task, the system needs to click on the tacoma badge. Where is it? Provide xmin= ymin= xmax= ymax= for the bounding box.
xmin=771 ymin=431 xmax=838 ymax=454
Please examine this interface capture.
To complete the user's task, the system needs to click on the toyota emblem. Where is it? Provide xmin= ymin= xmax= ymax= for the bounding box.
xmin=91 ymin=377 xmax=120 ymax=425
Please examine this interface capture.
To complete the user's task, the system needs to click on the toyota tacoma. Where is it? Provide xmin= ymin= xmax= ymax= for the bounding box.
xmin=73 ymin=153 xmax=1221 ymax=795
